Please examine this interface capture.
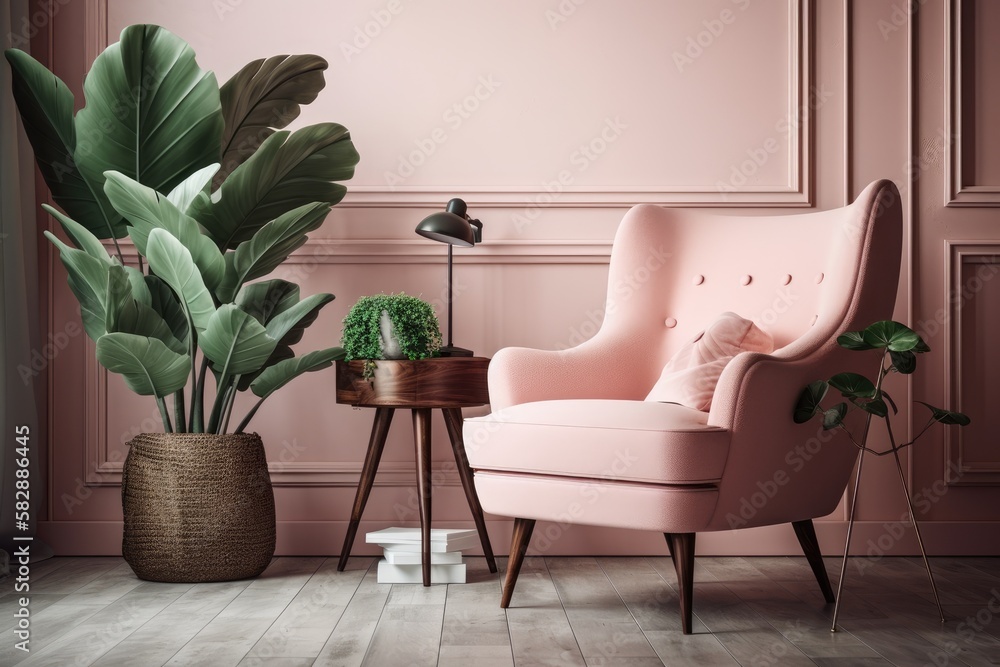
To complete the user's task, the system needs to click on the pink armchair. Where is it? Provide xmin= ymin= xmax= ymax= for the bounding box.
xmin=463 ymin=180 xmax=902 ymax=633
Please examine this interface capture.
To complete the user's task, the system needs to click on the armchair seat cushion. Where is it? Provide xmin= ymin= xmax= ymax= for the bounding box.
xmin=464 ymin=399 xmax=730 ymax=485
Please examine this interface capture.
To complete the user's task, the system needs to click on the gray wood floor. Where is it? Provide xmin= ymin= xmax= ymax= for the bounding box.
xmin=3 ymin=554 xmax=999 ymax=666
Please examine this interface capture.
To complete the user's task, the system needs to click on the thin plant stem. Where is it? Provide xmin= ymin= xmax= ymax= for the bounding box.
xmin=186 ymin=332 xmax=198 ymax=425
xmin=191 ymin=355 xmax=210 ymax=432
xmin=207 ymin=374 xmax=231 ymax=434
xmin=156 ymin=397 xmax=173 ymax=433
xmin=234 ymin=396 xmax=266 ymax=435
xmin=220 ymin=376 xmax=242 ymax=434
xmin=173 ymin=389 xmax=186 ymax=433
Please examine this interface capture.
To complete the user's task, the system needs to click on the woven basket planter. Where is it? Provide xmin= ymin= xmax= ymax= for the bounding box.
xmin=121 ymin=432 xmax=276 ymax=583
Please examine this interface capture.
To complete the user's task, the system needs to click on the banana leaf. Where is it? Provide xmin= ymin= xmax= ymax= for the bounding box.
xmin=4 ymin=50 xmax=126 ymax=240
xmin=143 ymin=228 xmax=216 ymax=335
xmin=96 ymin=332 xmax=191 ymax=397
xmin=196 ymin=123 xmax=358 ymax=250
xmin=75 ymin=25 xmax=223 ymax=196
xmin=215 ymin=202 xmax=329 ymax=301
xmin=216 ymin=54 xmax=327 ymax=187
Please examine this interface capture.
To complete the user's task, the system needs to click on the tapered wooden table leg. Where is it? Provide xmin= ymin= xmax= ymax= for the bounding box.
xmin=338 ymin=407 xmax=395 ymax=571
xmin=412 ymin=408 xmax=433 ymax=586
xmin=442 ymin=407 xmax=498 ymax=573
xmin=334 ymin=358 xmax=492 ymax=585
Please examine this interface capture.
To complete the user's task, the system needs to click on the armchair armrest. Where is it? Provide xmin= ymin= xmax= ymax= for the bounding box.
xmin=488 ymin=331 xmax=663 ymax=411
xmin=708 ymin=325 xmax=838 ymax=429
xmin=705 ymin=334 xmax=861 ymax=530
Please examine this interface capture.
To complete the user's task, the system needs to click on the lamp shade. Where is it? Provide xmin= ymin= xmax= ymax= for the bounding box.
xmin=414 ymin=198 xmax=477 ymax=247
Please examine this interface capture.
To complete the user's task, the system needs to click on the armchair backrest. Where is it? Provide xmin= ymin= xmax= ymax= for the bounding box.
xmin=597 ymin=180 xmax=903 ymax=403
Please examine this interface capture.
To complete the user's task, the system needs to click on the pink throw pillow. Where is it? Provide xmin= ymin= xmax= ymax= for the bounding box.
xmin=645 ymin=312 xmax=774 ymax=411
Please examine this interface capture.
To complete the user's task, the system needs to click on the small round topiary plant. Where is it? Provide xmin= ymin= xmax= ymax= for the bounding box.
xmin=341 ymin=293 xmax=443 ymax=363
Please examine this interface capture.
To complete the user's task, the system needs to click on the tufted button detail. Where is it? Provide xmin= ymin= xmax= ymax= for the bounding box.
xmin=815 ymin=272 xmax=825 ymax=284
xmin=741 ymin=275 xmax=752 ymax=286
xmin=782 ymin=274 xmax=792 ymax=285
xmin=665 ymin=317 xmax=677 ymax=328
xmin=693 ymin=274 xmax=704 ymax=285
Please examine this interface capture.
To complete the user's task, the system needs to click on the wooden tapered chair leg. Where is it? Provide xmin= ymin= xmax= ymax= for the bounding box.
xmin=664 ymin=532 xmax=696 ymax=634
xmin=792 ymin=519 xmax=836 ymax=603
xmin=501 ymin=518 xmax=535 ymax=608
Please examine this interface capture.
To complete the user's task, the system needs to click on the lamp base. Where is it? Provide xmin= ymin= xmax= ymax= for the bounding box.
xmin=438 ymin=345 xmax=474 ymax=357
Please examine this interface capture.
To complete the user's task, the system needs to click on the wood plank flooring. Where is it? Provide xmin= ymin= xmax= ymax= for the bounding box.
xmin=2 ymin=555 xmax=998 ymax=666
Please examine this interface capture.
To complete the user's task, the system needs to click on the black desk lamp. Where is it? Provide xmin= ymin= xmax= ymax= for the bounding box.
xmin=414 ymin=198 xmax=483 ymax=357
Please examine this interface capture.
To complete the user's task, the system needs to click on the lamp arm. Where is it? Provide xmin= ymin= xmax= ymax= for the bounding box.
xmin=469 ymin=219 xmax=483 ymax=243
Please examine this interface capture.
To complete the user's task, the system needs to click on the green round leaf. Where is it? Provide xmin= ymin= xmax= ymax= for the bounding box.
xmin=916 ymin=401 xmax=971 ymax=426
xmin=861 ymin=320 xmax=920 ymax=351
xmin=794 ymin=380 xmax=829 ymax=424
xmin=852 ymin=396 xmax=888 ymax=418
xmin=889 ymin=350 xmax=917 ymax=375
xmin=828 ymin=372 xmax=877 ymax=398
xmin=837 ymin=330 xmax=875 ymax=350
xmin=822 ymin=403 xmax=848 ymax=430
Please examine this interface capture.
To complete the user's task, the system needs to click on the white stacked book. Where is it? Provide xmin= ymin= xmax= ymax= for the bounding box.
xmin=367 ymin=527 xmax=478 ymax=584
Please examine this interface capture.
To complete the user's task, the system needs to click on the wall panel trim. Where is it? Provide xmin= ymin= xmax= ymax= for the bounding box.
xmin=944 ymin=240 xmax=1000 ymax=485
xmin=93 ymin=0 xmax=813 ymax=209
xmin=945 ymin=0 xmax=1000 ymax=206
xmin=341 ymin=0 xmax=812 ymax=209
xmin=86 ymin=238 xmax=612 ymax=488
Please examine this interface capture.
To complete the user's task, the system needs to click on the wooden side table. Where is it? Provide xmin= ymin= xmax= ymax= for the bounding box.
xmin=335 ymin=357 xmax=497 ymax=585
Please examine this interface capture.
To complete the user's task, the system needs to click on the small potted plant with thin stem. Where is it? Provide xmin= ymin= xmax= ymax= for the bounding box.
xmin=793 ymin=320 xmax=970 ymax=631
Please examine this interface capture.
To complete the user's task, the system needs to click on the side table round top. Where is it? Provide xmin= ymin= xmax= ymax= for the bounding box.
xmin=335 ymin=357 xmax=490 ymax=408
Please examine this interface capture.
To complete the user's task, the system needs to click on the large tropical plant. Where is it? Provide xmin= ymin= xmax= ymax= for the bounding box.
xmin=6 ymin=25 xmax=359 ymax=434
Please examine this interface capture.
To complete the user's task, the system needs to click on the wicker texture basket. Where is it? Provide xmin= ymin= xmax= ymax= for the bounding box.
xmin=122 ymin=432 xmax=276 ymax=582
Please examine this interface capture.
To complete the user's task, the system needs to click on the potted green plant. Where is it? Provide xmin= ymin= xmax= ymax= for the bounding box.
xmin=793 ymin=320 xmax=970 ymax=630
xmin=6 ymin=25 xmax=359 ymax=582
xmin=342 ymin=293 xmax=443 ymax=377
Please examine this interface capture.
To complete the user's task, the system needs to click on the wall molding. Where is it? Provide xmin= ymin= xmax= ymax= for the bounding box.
xmin=84 ymin=0 xmax=107 ymax=66
xmin=945 ymin=241 xmax=1000 ymax=485
xmin=342 ymin=0 xmax=812 ymax=209
xmin=94 ymin=0 xmax=812 ymax=209
xmin=945 ymin=0 xmax=1000 ymax=206
xmin=279 ymin=239 xmax=613 ymax=265
xmin=102 ymin=238 xmax=615 ymax=265
xmin=86 ymin=237 xmax=612 ymax=488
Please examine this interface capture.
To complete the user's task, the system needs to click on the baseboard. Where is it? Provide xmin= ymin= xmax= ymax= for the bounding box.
xmin=37 ymin=520 xmax=1000 ymax=557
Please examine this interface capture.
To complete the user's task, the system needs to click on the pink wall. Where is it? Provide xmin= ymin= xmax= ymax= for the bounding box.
xmin=33 ymin=0 xmax=1000 ymax=556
